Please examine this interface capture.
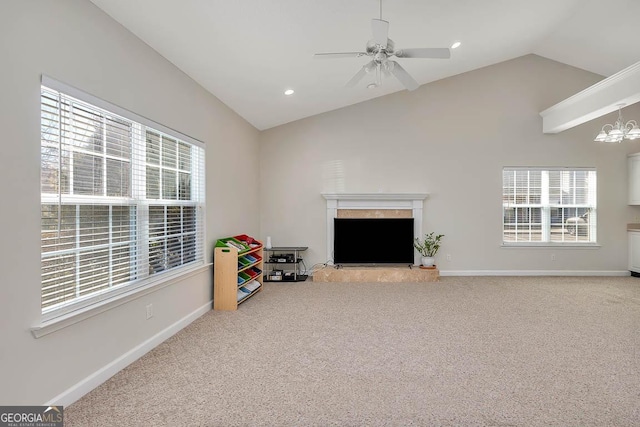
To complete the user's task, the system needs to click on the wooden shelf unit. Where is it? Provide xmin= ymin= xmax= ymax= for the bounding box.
xmin=213 ymin=235 xmax=263 ymax=311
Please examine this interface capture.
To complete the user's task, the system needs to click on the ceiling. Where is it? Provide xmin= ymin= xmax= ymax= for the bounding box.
xmin=89 ymin=0 xmax=640 ymax=130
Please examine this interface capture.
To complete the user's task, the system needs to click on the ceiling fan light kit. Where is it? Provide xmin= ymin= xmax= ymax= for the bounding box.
xmin=313 ymin=1 xmax=452 ymax=91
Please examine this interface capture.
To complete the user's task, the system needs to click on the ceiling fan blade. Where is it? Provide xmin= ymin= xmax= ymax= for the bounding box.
xmin=314 ymin=52 xmax=367 ymax=59
xmin=389 ymin=61 xmax=419 ymax=91
xmin=345 ymin=60 xmax=375 ymax=88
xmin=371 ymin=19 xmax=389 ymax=47
xmin=395 ymin=48 xmax=451 ymax=59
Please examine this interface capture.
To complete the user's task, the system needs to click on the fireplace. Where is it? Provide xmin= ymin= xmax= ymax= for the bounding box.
xmin=322 ymin=193 xmax=429 ymax=266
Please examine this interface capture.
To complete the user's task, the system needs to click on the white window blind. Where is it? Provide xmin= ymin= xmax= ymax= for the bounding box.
xmin=502 ymin=167 xmax=596 ymax=244
xmin=40 ymin=81 xmax=205 ymax=319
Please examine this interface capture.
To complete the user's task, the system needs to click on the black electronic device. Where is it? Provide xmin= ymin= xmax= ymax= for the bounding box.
xmin=270 ymin=253 xmax=295 ymax=263
xmin=333 ymin=218 xmax=414 ymax=264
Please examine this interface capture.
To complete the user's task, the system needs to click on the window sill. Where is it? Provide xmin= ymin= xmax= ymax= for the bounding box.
xmin=31 ymin=263 xmax=212 ymax=339
xmin=501 ymin=243 xmax=601 ymax=249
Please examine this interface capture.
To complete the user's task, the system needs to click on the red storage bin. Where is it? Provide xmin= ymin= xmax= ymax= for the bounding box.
xmin=234 ymin=234 xmax=262 ymax=250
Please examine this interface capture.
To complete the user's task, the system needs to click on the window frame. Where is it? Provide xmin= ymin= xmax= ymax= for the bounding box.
xmin=38 ymin=75 xmax=206 ymax=325
xmin=502 ymin=167 xmax=597 ymax=247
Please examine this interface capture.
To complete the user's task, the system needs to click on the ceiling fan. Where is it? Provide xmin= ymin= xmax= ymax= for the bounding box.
xmin=314 ymin=1 xmax=451 ymax=91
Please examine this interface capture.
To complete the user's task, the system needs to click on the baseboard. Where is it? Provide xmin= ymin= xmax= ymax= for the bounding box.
xmin=45 ymin=301 xmax=212 ymax=407
xmin=439 ymin=270 xmax=630 ymax=277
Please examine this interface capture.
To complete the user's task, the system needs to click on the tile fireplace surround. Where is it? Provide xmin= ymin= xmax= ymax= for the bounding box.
xmin=315 ymin=193 xmax=439 ymax=282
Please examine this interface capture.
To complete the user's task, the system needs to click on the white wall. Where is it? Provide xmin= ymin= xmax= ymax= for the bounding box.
xmin=259 ymin=55 xmax=640 ymax=273
xmin=0 ymin=0 xmax=259 ymax=405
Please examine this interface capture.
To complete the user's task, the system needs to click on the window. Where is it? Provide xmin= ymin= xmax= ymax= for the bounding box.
xmin=502 ymin=168 xmax=596 ymax=244
xmin=40 ymin=78 xmax=205 ymax=319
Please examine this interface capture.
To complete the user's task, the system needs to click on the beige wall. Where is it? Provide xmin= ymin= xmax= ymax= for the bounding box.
xmin=0 ymin=0 xmax=259 ymax=404
xmin=259 ymin=55 xmax=640 ymax=272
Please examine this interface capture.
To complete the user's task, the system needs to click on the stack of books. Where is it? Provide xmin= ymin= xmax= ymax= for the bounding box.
xmin=226 ymin=240 xmax=245 ymax=251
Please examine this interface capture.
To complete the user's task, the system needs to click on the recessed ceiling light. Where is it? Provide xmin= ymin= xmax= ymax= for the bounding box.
xmin=284 ymin=89 xmax=294 ymax=96
xmin=367 ymin=83 xmax=378 ymax=89
xmin=451 ymin=41 xmax=461 ymax=49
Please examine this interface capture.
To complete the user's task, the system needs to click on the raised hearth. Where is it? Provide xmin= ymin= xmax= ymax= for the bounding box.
xmin=313 ymin=266 xmax=439 ymax=282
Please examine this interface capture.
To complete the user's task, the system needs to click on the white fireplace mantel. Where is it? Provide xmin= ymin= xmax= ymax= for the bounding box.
xmin=321 ymin=193 xmax=429 ymax=265
xmin=322 ymin=193 xmax=429 ymax=202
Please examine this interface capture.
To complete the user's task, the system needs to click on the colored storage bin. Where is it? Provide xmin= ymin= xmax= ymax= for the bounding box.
xmin=234 ymin=234 xmax=262 ymax=250
xmin=238 ymin=271 xmax=251 ymax=285
xmin=217 ymin=237 xmax=249 ymax=253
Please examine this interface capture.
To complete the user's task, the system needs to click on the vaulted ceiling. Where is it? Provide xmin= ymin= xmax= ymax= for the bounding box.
xmin=89 ymin=0 xmax=640 ymax=130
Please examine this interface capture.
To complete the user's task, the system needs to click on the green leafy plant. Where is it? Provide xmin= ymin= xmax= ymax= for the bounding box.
xmin=413 ymin=232 xmax=444 ymax=257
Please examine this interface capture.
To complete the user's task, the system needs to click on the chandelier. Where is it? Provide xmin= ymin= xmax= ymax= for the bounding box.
xmin=594 ymin=105 xmax=640 ymax=143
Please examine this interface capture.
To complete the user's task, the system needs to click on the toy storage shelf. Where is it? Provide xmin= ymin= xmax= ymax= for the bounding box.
xmin=213 ymin=235 xmax=263 ymax=311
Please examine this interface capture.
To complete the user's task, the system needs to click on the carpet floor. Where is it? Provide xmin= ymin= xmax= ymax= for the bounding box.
xmin=65 ymin=276 xmax=640 ymax=426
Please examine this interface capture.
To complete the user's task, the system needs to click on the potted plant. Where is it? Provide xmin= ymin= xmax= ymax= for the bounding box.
xmin=414 ymin=232 xmax=444 ymax=267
